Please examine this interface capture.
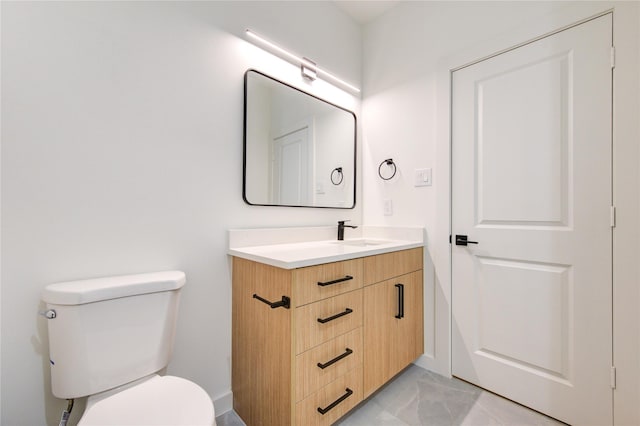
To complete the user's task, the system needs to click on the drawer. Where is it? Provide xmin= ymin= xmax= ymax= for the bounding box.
xmin=295 ymin=290 xmax=362 ymax=354
xmin=293 ymin=258 xmax=363 ymax=307
xmin=363 ymin=247 xmax=423 ymax=285
xmin=295 ymin=327 xmax=363 ymax=402
xmin=295 ymin=366 xmax=363 ymax=426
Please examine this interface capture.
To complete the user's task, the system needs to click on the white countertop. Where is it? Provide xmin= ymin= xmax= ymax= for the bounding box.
xmin=228 ymin=226 xmax=424 ymax=269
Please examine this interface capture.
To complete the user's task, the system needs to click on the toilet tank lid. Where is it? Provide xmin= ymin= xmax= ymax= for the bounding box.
xmin=42 ymin=271 xmax=186 ymax=305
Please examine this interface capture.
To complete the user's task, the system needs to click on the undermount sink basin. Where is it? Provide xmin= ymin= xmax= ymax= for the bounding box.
xmin=333 ymin=239 xmax=387 ymax=247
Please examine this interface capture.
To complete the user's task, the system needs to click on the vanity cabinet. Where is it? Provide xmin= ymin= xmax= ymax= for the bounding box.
xmin=232 ymin=247 xmax=423 ymax=426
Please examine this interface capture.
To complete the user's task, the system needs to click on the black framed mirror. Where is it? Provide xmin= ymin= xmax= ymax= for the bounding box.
xmin=243 ymin=70 xmax=356 ymax=208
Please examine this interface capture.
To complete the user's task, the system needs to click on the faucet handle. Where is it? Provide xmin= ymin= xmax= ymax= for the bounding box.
xmin=338 ymin=220 xmax=358 ymax=229
xmin=337 ymin=220 xmax=357 ymax=240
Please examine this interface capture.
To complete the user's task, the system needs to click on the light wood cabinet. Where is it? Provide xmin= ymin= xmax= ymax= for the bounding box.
xmin=363 ymin=270 xmax=424 ymax=397
xmin=295 ymin=289 xmax=363 ymax=354
xmin=232 ymin=247 xmax=423 ymax=426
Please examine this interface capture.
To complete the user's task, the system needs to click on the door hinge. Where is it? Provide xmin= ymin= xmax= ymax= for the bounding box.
xmin=611 ymin=366 xmax=616 ymax=389
xmin=610 ymin=206 xmax=616 ymax=228
xmin=611 ymin=46 xmax=616 ymax=69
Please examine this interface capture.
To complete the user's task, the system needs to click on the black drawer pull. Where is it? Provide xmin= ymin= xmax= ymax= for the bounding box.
xmin=395 ymin=283 xmax=404 ymax=319
xmin=317 ymin=348 xmax=353 ymax=370
xmin=317 ymin=388 xmax=353 ymax=415
xmin=317 ymin=308 xmax=353 ymax=324
xmin=252 ymin=294 xmax=290 ymax=309
xmin=317 ymin=275 xmax=353 ymax=287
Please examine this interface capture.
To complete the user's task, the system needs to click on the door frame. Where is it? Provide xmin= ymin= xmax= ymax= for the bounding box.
xmin=409 ymin=5 xmax=636 ymax=423
xmin=448 ymin=8 xmax=616 ymax=422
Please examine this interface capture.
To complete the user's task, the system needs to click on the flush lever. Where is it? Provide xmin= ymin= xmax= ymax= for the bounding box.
xmin=455 ymin=235 xmax=479 ymax=246
xmin=38 ymin=309 xmax=57 ymax=319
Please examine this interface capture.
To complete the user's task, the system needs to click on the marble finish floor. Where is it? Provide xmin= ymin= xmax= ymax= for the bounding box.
xmin=216 ymin=364 xmax=564 ymax=426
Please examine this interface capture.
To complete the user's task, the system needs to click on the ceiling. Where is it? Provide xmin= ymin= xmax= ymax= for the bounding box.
xmin=333 ymin=1 xmax=400 ymax=24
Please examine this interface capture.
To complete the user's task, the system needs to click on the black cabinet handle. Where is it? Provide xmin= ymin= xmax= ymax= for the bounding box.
xmin=317 ymin=388 xmax=353 ymax=415
xmin=317 ymin=308 xmax=353 ymax=324
xmin=455 ymin=235 xmax=479 ymax=246
xmin=395 ymin=283 xmax=404 ymax=319
xmin=317 ymin=348 xmax=353 ymax=370
xmin=317 ymin=275 xmax=353 ymax=287
xmin=252 ymin=294 xmax=290 ymax=309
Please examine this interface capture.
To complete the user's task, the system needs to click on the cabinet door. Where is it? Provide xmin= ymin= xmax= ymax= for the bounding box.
xmin=363 ymin=270 xmax=423 ymax=397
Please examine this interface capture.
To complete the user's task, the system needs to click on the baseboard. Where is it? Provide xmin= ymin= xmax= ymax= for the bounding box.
xmin=212 ymin=390 xmax=233 ymax=416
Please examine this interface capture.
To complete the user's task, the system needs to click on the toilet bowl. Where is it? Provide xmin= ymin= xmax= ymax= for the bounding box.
xmin=79 ymin=375 xmax=215 ymax=425
xmin=42 ymin=271 xmax=216 ymax=425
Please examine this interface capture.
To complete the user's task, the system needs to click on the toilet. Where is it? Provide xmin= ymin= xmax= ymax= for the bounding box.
xmin=42 ymin=270 xmax=216 ymax=425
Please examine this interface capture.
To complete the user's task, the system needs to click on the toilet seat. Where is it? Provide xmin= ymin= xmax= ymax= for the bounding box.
xmin=78 ymin=375 xmax=215 ymax=426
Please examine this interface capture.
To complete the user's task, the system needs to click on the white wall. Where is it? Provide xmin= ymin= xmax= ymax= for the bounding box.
xmin=0 ymin=2 xmax=361 ymax=425
xmin=362 ymin=2 xmax=639 ymax=424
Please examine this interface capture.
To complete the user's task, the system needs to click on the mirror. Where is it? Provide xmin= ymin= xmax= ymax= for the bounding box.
xmin=243 ymin=70 xmax=356 ymax=208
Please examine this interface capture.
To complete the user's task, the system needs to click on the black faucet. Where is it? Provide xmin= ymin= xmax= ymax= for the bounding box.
xmin=337 ymin=220 xmax=358 ymax=241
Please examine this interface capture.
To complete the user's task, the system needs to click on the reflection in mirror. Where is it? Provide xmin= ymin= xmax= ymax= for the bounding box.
xmin=243 ymin=70 xmax=356 ymax=208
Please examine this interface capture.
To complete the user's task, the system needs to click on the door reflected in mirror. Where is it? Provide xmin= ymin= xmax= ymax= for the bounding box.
xmin=243 ymin=70 xmax=356 ymax=208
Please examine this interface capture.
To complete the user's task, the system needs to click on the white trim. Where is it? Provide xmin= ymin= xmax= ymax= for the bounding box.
xmin=212 ymin=390 xmax=234 ymax=417
xmin=452 ymin=9 xmax=613 ymax=73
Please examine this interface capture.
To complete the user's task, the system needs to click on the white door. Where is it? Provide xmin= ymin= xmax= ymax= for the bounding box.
xmin=272 ymin=126 xmax=311 ymax=205
xmin=451 ymin=14 xmax=612 ymax=425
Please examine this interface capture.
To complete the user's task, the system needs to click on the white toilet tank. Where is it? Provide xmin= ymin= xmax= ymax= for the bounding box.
xmin=42 ymin=271 xmax=186 ymax=399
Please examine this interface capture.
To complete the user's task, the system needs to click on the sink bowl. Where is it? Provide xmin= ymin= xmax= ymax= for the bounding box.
xmin=333 ymin=239 xmax=387 ymax=247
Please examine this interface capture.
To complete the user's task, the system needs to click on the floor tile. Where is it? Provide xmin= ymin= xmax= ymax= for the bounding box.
xmin=335 ymin=398 xmax=409 ymax=426
xmin=215 ymin=410 xmax=245 ymax=426
xmin=216 ymin=364 xmax=564 ymax=426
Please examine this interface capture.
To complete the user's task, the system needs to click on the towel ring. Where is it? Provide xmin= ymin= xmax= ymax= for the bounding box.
xmin=331 ymin=167 xmax=344 ymax=185
xmin=378 ymin=159 xmax=397 ymax=181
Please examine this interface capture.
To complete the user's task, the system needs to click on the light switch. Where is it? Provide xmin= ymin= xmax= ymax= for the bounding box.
xmin=414 ymin=168 xmax=432 ymax=187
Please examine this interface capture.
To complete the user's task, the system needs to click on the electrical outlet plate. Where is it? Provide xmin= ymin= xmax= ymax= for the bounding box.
xmin=383 ymin=199 xmax=393 ymax=216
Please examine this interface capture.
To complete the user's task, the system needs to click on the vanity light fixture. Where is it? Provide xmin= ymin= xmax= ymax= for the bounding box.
xmin=245 ymin=29 xmax=360 ymax=93
xmin=301 ymin=57 xmax=317 ymax=81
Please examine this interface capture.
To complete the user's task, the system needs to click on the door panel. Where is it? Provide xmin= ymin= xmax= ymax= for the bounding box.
xmin=452 ymin=14 xmax=612 ymax=425
xmin=474 ymin=257 xmax=571 ymax=380
xmin=477 ymin=52 xmax=569 ymax=226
